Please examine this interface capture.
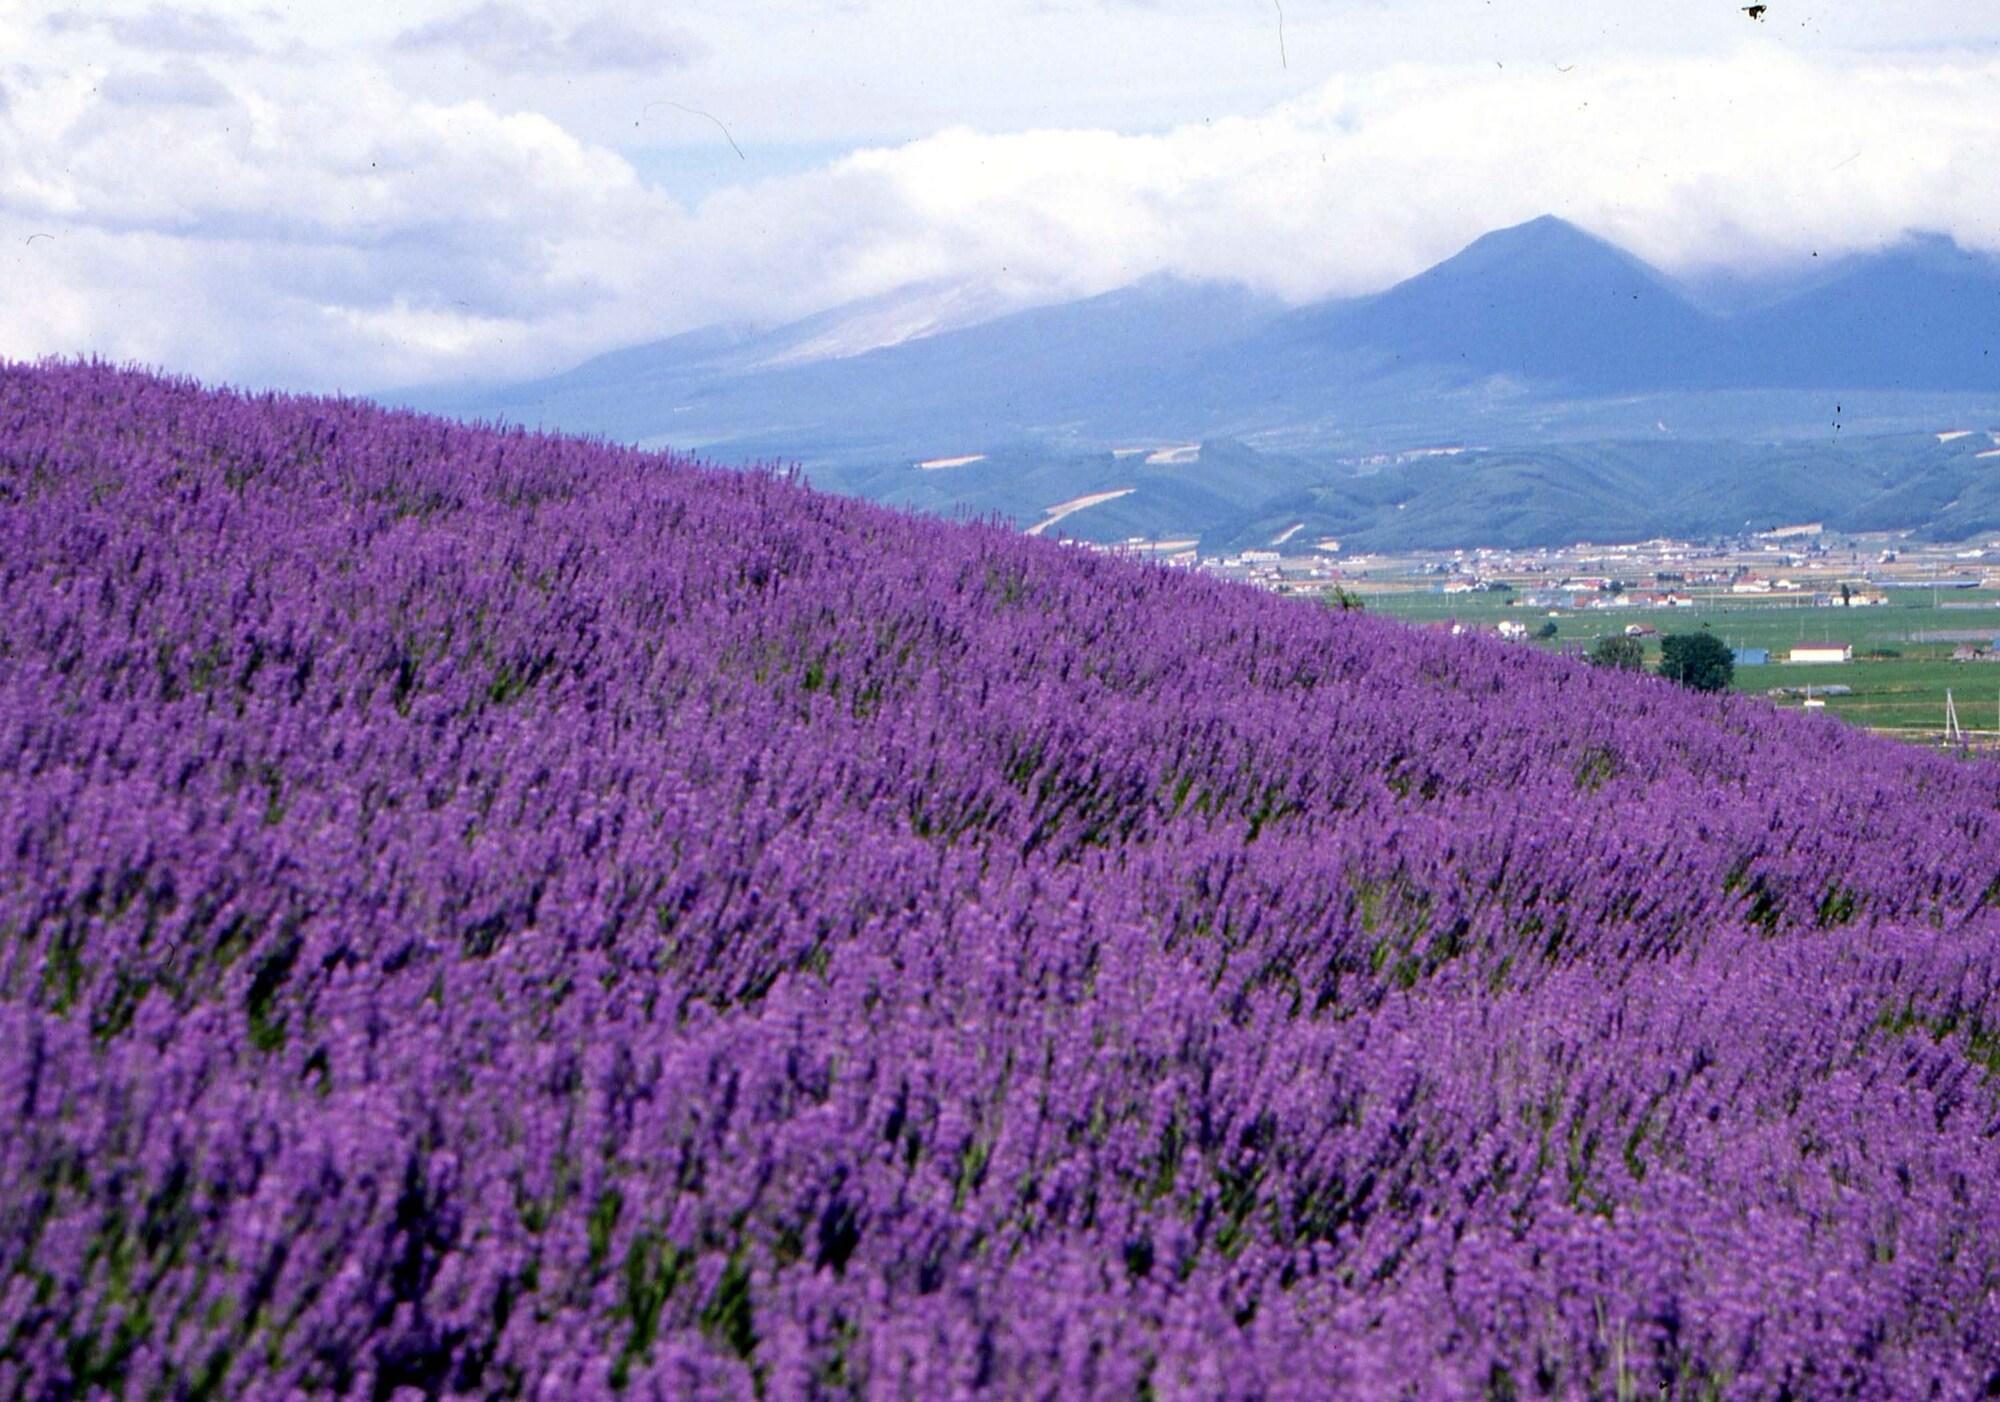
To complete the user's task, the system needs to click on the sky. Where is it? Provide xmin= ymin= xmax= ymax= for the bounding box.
xmin=4 ymin=0 xmax=2000 ymax=391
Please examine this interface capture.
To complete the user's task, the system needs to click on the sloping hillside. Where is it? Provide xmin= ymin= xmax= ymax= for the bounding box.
xmin=1727 ymin=233 xmax=2000 ymax=391
xmin=4 ymin=364 xmax=2000 ymax=1396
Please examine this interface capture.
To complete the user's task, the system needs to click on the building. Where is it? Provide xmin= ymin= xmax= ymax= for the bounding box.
xmin=1788 ymin=643 xmax=1853 ymax=664
xmin=1733 ymin=647 xmax=1771 ymax=666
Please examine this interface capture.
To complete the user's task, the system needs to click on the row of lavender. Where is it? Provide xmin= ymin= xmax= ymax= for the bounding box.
xmin=3 ymin=362 xmax=1998 ymax=1397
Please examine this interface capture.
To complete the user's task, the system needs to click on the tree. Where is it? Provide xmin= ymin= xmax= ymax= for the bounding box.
xmin=1534 ymin=620 xmax=1559 ymax=640
xmin=1659 ymin=632 xmax=1735 ymax=692
xmin=1587 ymin=635 xmax=1645 ymax=671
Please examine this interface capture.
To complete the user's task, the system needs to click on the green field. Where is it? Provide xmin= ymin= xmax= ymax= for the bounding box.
xmin=1364 ymin=588 xmax=2000 ymax=740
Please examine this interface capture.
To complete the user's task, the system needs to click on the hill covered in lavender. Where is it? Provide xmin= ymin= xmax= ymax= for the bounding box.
xmin=5 ymin=362 xmax=2000 ymax=1397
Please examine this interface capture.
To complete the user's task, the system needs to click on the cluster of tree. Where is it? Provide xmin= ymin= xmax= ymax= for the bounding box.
xmin=1661 ymin=632 xmax=1735 ymax=691
xmin=1587 ymin=635 xmax=1646 ymax=672
xmin=1588 ymin=631 xmax=1734 ymax=692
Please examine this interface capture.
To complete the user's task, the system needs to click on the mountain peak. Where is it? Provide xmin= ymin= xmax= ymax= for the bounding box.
xmin=1864 ymin=229 xmax=1996 ymax=275
xmin=1424 ymin=215 xmax=1657 ymax=285
xmin=1300 ymin=213 xmax=1712 ymax=392
xmin=1478 ymin=213 xmax=1595 ymax=244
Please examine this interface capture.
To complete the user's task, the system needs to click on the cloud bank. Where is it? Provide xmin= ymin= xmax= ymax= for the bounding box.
xmin=393 ymin=4 xmax=703 ymax=75
xmin=4 ymin=5 xmax=1999 ymax=392
xmin=46 ymin=5 xmax=257 ymax=55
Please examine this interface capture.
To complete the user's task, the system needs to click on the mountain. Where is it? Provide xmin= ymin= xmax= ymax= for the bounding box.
xmin=1258 ymin=216 xmax=1721 ymax=393
xmin=405 ymin=274 xmax=1280 ymax=451
xmin=1727 ymin=234 xmax=2000 ymax=391
xmin=390 ymin=217 xmax=2000 ymax=548
xmin=397 ymin=277 xmax=1045 ymax=439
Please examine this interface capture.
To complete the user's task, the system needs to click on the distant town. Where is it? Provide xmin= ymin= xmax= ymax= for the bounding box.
xmin=1090 ymin=521 xmax=1986 ymax=602
xmin=1079 ymin=523 xmax=2000 ymax=742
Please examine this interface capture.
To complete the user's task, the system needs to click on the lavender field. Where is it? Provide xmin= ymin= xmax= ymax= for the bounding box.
xmin=3 ymin=363 xmax=1999 ymax=1398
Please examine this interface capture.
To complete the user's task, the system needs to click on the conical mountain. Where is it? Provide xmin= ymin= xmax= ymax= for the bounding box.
xmin=1264 ymin=215 xmax=1722 ymax=391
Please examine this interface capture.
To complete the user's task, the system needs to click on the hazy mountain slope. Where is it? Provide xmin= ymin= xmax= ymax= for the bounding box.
xmin=390 ymin=217 xmax=2000 ymax=547
xmin=397 ymin=279 xmax=1037 ymax=430
xmin=404 ymin=275 xmax=1281 ymax=450
xmin=1727 ymin=235 xmax=2000 ymax=391
xmin=404 ymin=219 xmax=2000 ymax=455
xmin=1254 ymin=216 xmax=1723 ymax=393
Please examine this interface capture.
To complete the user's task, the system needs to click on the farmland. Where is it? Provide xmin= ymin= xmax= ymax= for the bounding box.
xmin=5 ymin=365 xmax=2000 ymax=1396
xmin=1362 ymin=588 xmax=2000 ymax=737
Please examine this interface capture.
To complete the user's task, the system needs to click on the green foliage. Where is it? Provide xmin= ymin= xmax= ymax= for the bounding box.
xmin=699 ymin=1254 xmax=758 ymax=1363
xmin=1573 ymin=745 xmax=1621 ymax=792
xmin=613 ymin=1232 xmax=691 ymax=1387
xmin=1658 ymin=632 xmax=1734 ymax=692
xmin=1587 ymin=636 xmax=1646 ymax=672
xmin=244 ymin=935 xmax=302 ymax=1052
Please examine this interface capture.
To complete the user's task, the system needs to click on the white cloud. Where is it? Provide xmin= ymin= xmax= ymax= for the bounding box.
xmin=791 ymin=49 xmax=2000 ymax=303
xmin=3 ymin=4 xmax=1999 ymax=393
xmin=98 ymin=62 xmax=234 ymax=109
xmin=393 ymin=3 xmax=702 ymax=74
xmin=46 ymin=5 xmax=256 ymax=55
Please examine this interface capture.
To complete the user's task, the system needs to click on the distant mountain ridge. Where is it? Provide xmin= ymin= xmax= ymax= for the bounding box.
xmin=391 ymin=216 xmax=2000 ymax=548
xmin=1729 ymin=234 xmax=2000 ymax=391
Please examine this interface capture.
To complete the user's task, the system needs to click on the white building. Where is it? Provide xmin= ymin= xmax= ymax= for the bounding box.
xmin=1788 ymin=643 xmax=1854 ymax=664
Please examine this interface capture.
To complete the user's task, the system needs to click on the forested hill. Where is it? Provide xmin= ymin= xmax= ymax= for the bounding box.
xmin=4 ymin=362 xmax=2000 ymax=1396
